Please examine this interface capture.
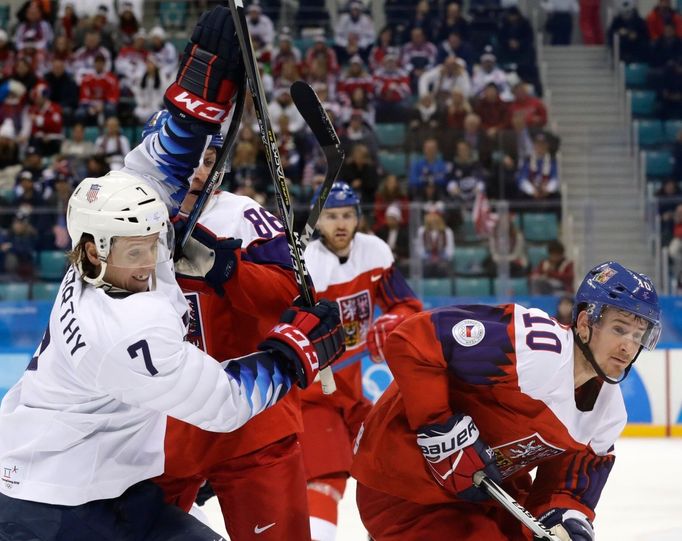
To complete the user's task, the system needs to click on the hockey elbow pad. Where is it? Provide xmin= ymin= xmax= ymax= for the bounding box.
xmin=536 ymin=508 xmax=594 ymax=541
xmin=417 ymin=413 xmax=501 ymax=501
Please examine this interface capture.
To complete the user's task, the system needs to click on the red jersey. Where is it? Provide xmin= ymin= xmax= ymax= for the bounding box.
xmin=79 ymin=71 xmax=120 ymax=105
xmin=351 ymin=304 xmax=625 ymax=523
xmin=373 ymin=68 xmax=411 ymax=102
xmin=162 ymin=191 xmax=302 ymax=474
xmin=29 ymin=101 xmax=63 ymax=141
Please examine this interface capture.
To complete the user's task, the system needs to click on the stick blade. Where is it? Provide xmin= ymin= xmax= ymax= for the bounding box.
xmin=290 ymin=81 xmax=340 ymax=148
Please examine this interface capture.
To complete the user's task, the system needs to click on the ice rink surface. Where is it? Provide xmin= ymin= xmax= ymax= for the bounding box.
xmin=203 ymin=438 xmax=682 ymax=540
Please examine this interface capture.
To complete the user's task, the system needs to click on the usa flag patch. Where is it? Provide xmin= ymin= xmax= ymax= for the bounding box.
xmin=86 ymin=183 xmax=101 ymax=203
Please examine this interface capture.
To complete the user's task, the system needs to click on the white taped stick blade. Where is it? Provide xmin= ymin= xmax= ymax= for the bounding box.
xmin=320 ymin=367 xmax=337 ymax=394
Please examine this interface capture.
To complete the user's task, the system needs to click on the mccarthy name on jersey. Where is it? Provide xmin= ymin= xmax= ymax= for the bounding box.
xmin=351 ymin=303 xmax=625 ymax=521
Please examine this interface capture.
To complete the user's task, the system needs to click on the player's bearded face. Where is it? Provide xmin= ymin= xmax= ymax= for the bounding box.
xmin=104 ymin=234 xmax=160 ymax=293
xmin=318 ymin=207 xmax=358 ymax=254
xmin=589 ymin=309 xmax=648 ymax=378
xmin=180 ymin=148 xmax=217 ymax=215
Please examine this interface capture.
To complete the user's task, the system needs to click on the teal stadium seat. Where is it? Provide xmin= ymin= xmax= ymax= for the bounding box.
xmin=159 ymin=2 xmax=188 ymax=30
xmin=32 ymin=282 xmax=61 ymax=301
xmin=293 ymin=37 xmax=316 ymax=55
xmin=379 ymin=151 xmax=407 ymax=176
xmin=522 ymin=213 xmax=559 ymax=242
xmin=454 ymin=277 xmax=491 ymax=296
xmin=624 ymin=63 xmax=650 ymax=89
xmin=422 ymin=278 xmax=452 ymax=296
xmin=0 ymin=282 xmax=30 ymax=301
xmin=375 ymin=123 xmax=406 ymax=148
xmin=37 ymin=251 xmax=68 ymax=281
xmin=0 ymin=6 xmax=9 ymax=29
xmin=527 ymin=244 xmax=549 ymax=269
xmin=635 ymin=120 xmax=664 ymax=148
xmin=84 ymin=126 xmax=101 ymax=143
xmin=453 ymin=245 xmax=489 ymax=276
xmin=494 ymin=277 xmax=530 ymax=296
xmin=645 ymin=150 xmax=674 ymax=179
xmin=664 ymin=120 xmax=682 ymax=144
xmin=630 ymin=91 xmax=658 ymax=118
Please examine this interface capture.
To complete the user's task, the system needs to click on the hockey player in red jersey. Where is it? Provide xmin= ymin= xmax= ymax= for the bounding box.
xmin=139 ymin=109 xmax=316 ymax=540
xmin=301 ymin=182 xmax=423 ymax=540
xmin=351 ymin=261 xmax=662 ymax=540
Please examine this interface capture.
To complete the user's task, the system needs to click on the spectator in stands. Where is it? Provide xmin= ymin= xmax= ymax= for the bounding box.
xmin=376 ymin=203 xmax=410 ymax=272
xmin=335 ymin=0 xmax=376 ymax=60
xmin=268 ymin=87 xmax=306 ymax=135
xmin=445 ymin=139 xmax=487 ymax=207
xmin=132 ymin=57 xmax=168 ymax=124
xmin=340 ymin=142 xmax=380 ymax=203
xmin=71 ymin=30 xmax=112 ymax=83
xmin=541 ymin=0 xmax=579 ymax=45
xmin=304 ymin=34 xmax=340 ymax=76
xmin=471 ymin=50 xmax=513 ymax=101
xmin=530 ymin=239 xmax=575 ymax=294
xmin=75 ymin=53 xmax=119 ymax=126
xmin=437 ymin=2 xmax=470 ymax=42
xmin=60 ymin=122 xmax=97 ymax=177
xmin=516 ymin=133 xmax=559 ymax=201
xmin=369 ymin=26 xmax=395 ymax=72
xmin=84 ymin=153 xmax=110 ymax=179
xmin=400 ymin=27 xmax=438 ymax=89
xmin=436 ymin=31 xmax=475 ymax=72
xmin=646 ymin=0 xmax=682 ymax=40
xmin=409 ymin=137 xmax=448 ymax=196
xmin=404 ymin=0 xmax=439 ymax=43
xmin=408 ymin=93 xmax=441 ymax=152
xmin=27 ymin=83 xmax=64 ymax=156
xmin=94 ymin=117 xmax=130 ymax=168
xmin=14 ymin=1 xmax=53 ymax=53
xmin=19 ymin=146 xmax=45 ymax=183
xmin=337 ymin=55 xmax=374 ymax=104
xmin=14 ymin=169 xmax=43 ymax=207
xmin=275 ymin=115 xmax=302 ymax=181
xmin=650 ymin=22 xmax=682 ymax=68
xmin=384 ymin=0 xmax=412 ymax=31
xmin=0 ymin=120 xmax=20 ymax=171
xmin=661 ymin=56 xmax=682 ymax=119
xmin=474 ymin=82 xmax=510 ymax=141
xmin=43 ymin=172 xmax=74 ymax=250
xmin=555 ymin=294 xmax=574 ymax=325
xmin=0 ymin=30 xmax=16 ymax=78
xmin=77 ymin=5 xmax=118 ymax=53
xmin=45 ymin=58 xmax=78 ymax=126
xmin=117 ymin=1 xmax=140 ymax=46
xmin=509 ymin=81 xmax=548 ymax=128
xmin=115 ymin=30 xmax=148 ymax=90
xmin=485 ymin=213 xmax=528 ymax=277
xmin=668 ymin=204 xmax=682 ymax=275
xmin=1 ymin=210 xmax=37 ymax=279
xmin=373 ymin=51 xmax=412 ymax=122
xmin=49 ymin=35 xmax=74 ymax=68
xmin=674 ymin=129 xmax=682 ymax=181
xmin=11 ymin=56 xmax=39 ymax=101
xmin=416 ymin=202 xmax=455 ymax=278
xmin=456 ymin=113 xmax=494 ymax=167
xmin=373 ymin=173 xmax=409 ymax=231
xmin=246 ymin=2 xmax=275 ymax=46
xmin=607 ymin=0 xmax=650 ymax=64
xmin=440 ymin=90 xmax=472 ymax=156
xmin=656 ymin=178 xmax=681 ymax=245
xmin=148 ymin=26 xmax=178 ymax=82
xmin=54 ymin=2 xmax=79 ymax=42
xmin=272 ymin=31 xmax=302 ymax=79
xmin=418 ymin=56 xmax=471 ymax=105
xmin=340 ymin=109 xmax=379 ymax=161
xmin=499 ymin=7 xmax=536 ymax=67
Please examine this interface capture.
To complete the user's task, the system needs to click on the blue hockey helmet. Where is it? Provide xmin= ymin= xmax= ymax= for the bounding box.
xmin=312 ymin=181 xmax=361 ymax=214
xmin=572 ymin=261 xmax=661 ymax=351
xmin=141 ymin=110 xmax=224 ymax=148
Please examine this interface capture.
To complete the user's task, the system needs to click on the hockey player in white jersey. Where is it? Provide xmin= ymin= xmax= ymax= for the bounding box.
xmin=0 ymin=131 xmax=344 ymax=541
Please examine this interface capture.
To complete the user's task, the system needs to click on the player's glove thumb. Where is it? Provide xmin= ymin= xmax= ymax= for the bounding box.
xmin=366 ymin=313 xmax=406 ymax=363
xmin=258 ymin=299 xmax=345 ymax=388
xmin=417 ymin=413 xmax=501 ymax=502
xmin=535 ymin=509 xmax=594 ymax=541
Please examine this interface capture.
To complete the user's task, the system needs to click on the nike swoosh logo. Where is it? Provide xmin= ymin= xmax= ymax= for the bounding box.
xmin=370 ymin=274 xmax=382 ymax=282
xmin=254 ymin=523 xmax=276 ymax=534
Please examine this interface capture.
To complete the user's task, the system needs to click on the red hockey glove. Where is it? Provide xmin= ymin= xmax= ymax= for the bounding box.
xmin=366 ymin=313 xmax=406 ymax=363
xmin=417 ymin=413 xmax=501 ymax=501
xmin=259 ymin=299 xmax=345 ymax=388
xmin=164 ymin=6 xmax=244 ymax=126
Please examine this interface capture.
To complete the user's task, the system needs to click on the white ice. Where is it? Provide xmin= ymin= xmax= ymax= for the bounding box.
xmin=203 ymin=437 xmax=682 ymax=540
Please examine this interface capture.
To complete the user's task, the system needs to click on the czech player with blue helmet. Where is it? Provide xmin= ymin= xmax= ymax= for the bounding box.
xmin=351 ymin=261 xmax=661 ymax=541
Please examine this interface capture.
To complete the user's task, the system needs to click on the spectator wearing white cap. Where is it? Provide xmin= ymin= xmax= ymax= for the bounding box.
xmin=372 ymin=50 xmax=411 ymax=122
xmin=149 ymin=26 xmax=178 ymax=81
xmin=247 ymin=2 xmax=275 ymax=46
xmin=418 ymin=55 xmax=472 ymax=105
xmin=131 ymin=56 xmax=169 ymax=124
xmin=375 ymin=202 xmax=411 ymax=272
xmin=335 ymin=1 xmax=376 ymax=57
xmin=115 ymin=29 xmax=148 ymax=89
xmin=471 ymin=49 xmax=513 ymax=101
xmin=268 ymin=87 xmax=306 ymax=135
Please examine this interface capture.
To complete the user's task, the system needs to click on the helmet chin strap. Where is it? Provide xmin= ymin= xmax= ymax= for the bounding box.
xmin=573 ymin=328 xmax=642 ymax=385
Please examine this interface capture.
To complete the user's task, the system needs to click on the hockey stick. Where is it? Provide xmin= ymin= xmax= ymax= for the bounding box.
xmin=227 ymin=0 xmax=336 ymax=394
xmin=289 ymin=80 xmax=345 ymax=248
xmin=473 ymin=472 xmax=562 ymax=541
xmin=179 ymin=78 xmax=247 ymax=251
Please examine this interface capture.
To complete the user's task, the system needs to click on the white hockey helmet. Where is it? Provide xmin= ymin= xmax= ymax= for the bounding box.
xmin=67 ymin=172 xmax=171 ymax=288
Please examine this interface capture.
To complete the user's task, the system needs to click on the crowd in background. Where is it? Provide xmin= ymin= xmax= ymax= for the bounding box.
xmin=0 ymin=0 xmax=578 ymax=293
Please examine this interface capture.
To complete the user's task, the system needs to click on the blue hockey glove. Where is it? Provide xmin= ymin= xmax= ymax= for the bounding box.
xmin=536 ymin=508 xmax=595 ymax=541
xmin=259 ymin=298 xmax=345 ymax=388
xmin=164 ymin=6 xmax=244 ymax=127
xmin=174 ymin=220 xmax=242 ymax=297
xmin=417 ymin=413 xmax=502 ymax=502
